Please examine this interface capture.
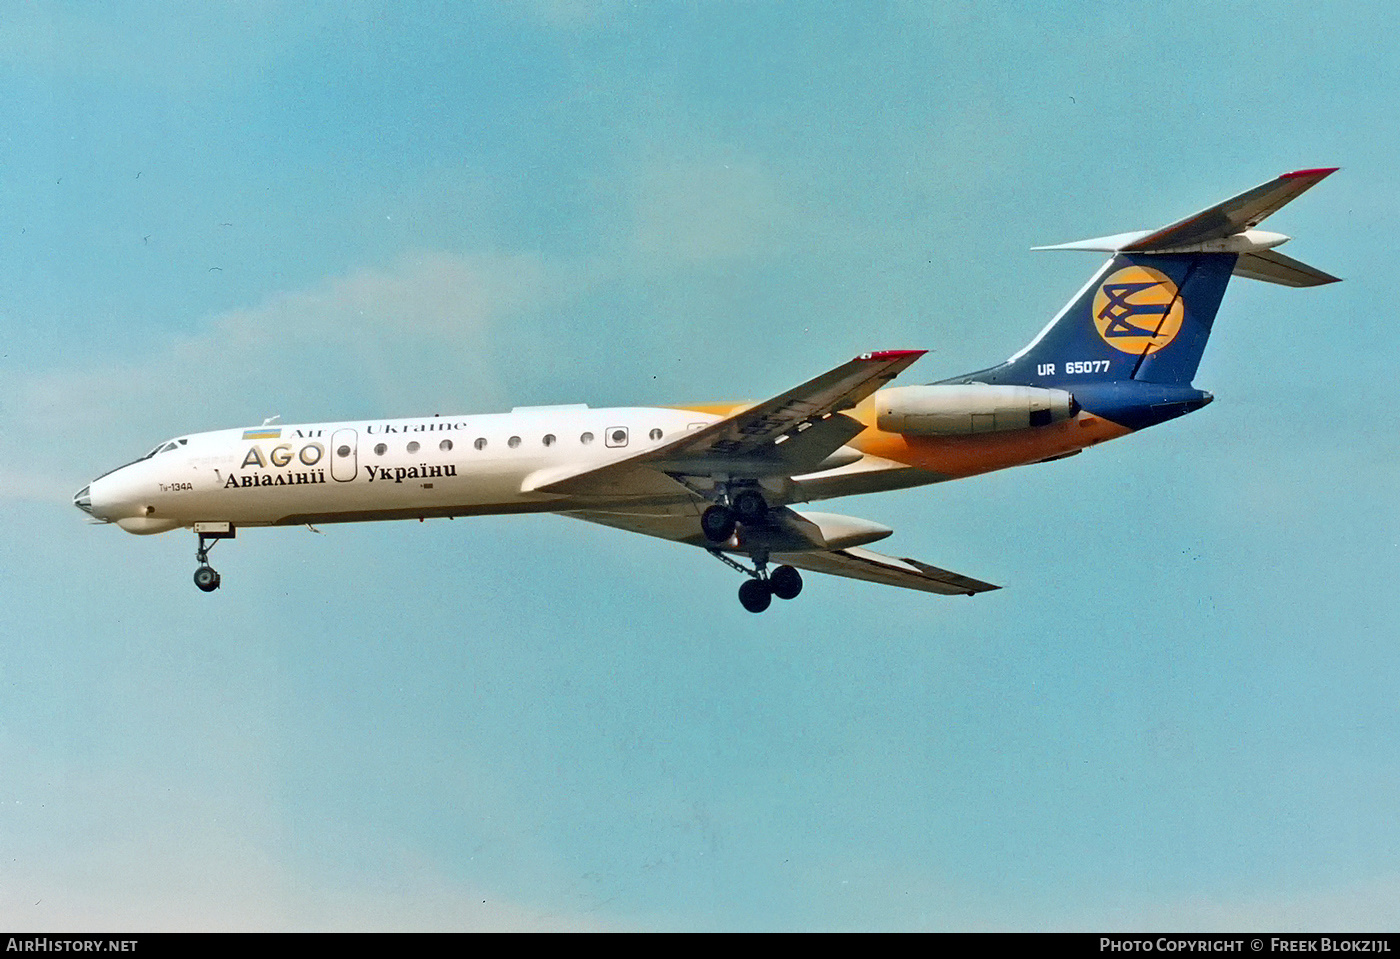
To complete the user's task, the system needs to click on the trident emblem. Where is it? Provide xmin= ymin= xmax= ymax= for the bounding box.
xmin=1096 ymin=280 xmax=1173 ymax=337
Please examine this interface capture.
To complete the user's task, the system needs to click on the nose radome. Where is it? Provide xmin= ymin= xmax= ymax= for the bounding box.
xmin=73 ymin=485 xmax=93 ymax=515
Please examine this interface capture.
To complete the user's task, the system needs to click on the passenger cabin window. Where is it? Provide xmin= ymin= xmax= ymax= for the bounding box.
xmin=542 ymin=434 xmax=556 ymax=447
xmin=606 ymin=427 xmax=629 ymax=448
xmin=374 ymin=443 xmax=387 ymax=456
xmin=649 ymin=429 xmax=663 ymax=441
xmin=407 ymin=441 xmax=420 ymax=453
xmin=440 ymin=439 xmax=453 ymax=452
xmin=580 ymin=432 xmax=594 ymax=445
xmin=474 ymin=438 xmax=487 ymax=450
xmin=508 ymin=436 xmax=521 ymax=449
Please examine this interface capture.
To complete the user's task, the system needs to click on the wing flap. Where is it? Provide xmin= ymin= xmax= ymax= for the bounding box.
xmin=773 ymin=546 xmax=999 ymax=596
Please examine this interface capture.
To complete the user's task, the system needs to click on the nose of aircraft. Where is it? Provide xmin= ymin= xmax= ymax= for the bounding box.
xmin=72 ymin=469 xmax=181 ymax=534
xmin=74 ymin=476 xmax=120 ymax=523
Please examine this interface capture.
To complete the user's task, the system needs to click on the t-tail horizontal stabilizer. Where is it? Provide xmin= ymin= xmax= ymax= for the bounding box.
xmin=1033 ymin=167 xmax=1340 ymax=286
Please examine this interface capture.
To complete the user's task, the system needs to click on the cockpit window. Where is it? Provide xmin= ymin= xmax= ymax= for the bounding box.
xmin=140 ymin=439 xmax=185 ymax=458
xmin=94 ymin=437 xmax=182 ymax=481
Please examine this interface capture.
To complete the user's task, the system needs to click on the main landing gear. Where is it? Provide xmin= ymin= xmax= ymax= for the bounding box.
xmin=701 ymin=487 xmax=803 ymax=612
xmin=710 ymin=549 xmax=804 ymax=613
xmin=700 ymin=488 xmax=769 ymax=544
xmin=192 ymin=523 xmax=235 ymax=593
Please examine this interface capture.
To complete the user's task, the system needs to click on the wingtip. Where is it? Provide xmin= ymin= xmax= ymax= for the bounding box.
xmin=858 ymin=349 xmax=927 ymax=361
xmin=1281 ymin=167 xmax=1340 ymax=179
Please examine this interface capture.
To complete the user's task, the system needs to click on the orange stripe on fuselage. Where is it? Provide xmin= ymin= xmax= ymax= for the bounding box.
xmin=675 ymin=402 xmax=749 ymax=418
xmin=845 ymin=398 xmax=1131 ymax=479
xmin=674 ymin=398 xmax=1132 ymax=481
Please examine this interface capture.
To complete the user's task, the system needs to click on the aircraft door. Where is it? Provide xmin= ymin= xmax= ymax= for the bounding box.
xmin=330 ymin=429 xmax=358 ymax=482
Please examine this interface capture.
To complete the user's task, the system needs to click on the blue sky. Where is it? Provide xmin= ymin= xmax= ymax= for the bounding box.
xmin=2 ymin=0 xmax=1398 ymax=931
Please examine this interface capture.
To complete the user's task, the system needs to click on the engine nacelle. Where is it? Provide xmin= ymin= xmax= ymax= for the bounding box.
xmin=875 ymin=384 xmax=1077 ymax=436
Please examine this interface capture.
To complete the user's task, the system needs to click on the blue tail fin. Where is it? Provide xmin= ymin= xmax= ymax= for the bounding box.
xmin=994 ymin=250 xmax=1238 ymax=388
xmin=957 ymin=168 xmax=1338 ymax=392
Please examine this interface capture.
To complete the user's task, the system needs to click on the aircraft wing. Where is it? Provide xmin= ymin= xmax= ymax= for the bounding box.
xmin=565 ymin=506 xmax=999 ymax=597
xmin=528 ymin=350 xmax=926 ymax=499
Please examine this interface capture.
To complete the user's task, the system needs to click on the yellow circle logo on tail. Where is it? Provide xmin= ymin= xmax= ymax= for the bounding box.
xmin=1092 ymin=265 xmax=1184 ymax=355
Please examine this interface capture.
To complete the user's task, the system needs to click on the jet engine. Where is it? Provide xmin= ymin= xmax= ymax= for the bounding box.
xmin=875 ymin=384 xmax=1077 ymax=436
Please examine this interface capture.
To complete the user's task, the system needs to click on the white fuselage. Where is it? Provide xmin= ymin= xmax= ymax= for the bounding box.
xmin=82 ymin=405 xmax=745 ymax=533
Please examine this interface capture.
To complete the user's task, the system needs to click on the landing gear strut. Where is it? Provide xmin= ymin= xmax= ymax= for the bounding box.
xmin=192 ymin=523 xmax=234 ymax=593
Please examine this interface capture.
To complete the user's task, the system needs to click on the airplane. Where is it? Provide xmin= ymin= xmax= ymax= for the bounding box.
xmin=73 ymin=168 xmax=1339 ymax=612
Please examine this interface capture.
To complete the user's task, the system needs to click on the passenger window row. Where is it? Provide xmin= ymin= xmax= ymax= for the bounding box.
xmin=346 ymin=427 xmax=668 ymax=458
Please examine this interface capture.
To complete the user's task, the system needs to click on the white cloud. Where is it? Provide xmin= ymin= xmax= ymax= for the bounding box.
xmin=4 ymin=851 xmax=613 ymax=932
xmin=1 ymin=124 xmax=810 ymax=509
xmin=1 ymin=250 xmax=580 ymax=504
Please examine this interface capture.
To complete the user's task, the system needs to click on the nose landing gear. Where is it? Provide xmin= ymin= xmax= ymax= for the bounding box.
xmin=191 ymin=523 xmax=235 ymax=593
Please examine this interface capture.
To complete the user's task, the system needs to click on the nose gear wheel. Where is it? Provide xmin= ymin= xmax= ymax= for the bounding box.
xmin=193 ymin=565 xmax=221 ymax=592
